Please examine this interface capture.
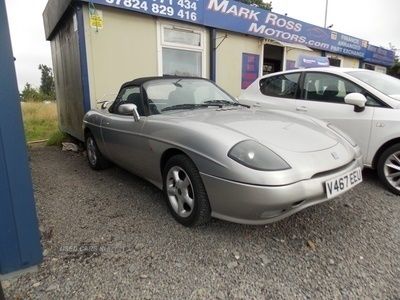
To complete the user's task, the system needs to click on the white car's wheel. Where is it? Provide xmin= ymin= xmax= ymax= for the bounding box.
xmin=377 ymin=144 xmax=400 ymax=195
xmin=163 ymin=154 xmax=211 ymax=226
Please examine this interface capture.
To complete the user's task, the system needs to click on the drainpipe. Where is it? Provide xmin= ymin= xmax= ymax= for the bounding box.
xmin=210 ymin=28 xmax=216 ymax=82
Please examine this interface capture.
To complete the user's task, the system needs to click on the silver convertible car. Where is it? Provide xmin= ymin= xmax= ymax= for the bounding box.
xmin=83 ymin=77 xmax=363 ymax=226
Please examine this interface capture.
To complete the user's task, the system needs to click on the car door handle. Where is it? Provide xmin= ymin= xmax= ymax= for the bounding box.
xmin=296 ymin=106 xmax=308 ymax=112
xmin=253 ymin=103 xmax=262 ymax=108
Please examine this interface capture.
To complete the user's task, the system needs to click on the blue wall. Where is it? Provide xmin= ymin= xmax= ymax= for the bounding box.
xmin=0 ymin=0 xmax=42 ymax=275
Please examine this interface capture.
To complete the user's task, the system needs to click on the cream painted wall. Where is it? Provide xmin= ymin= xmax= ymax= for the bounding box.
xmin=342 ymin=56 xmax=360 ymax=68
xmin=375 ymin=65 xmax=387 ymax=73
xmin=83 ymin=6 xmax=158 ymax=107
xmin=83 ymin=6 xmax=211 ymax=107
xmin=285 ymin=47 xmax=321 ymax=62
xmin=215 ymin=31 xmax=262 ymax=97
xmin=342 ymin=57 xmax=360 ymax=68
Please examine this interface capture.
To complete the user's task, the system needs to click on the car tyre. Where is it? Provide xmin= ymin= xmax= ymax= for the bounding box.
xmin=377 ymin=143 xmax=400 ymax=195
xmin=85 ymin=133 xmax=110 ymax=170
xmin=163 ymin=154 xmax=211 ymax=227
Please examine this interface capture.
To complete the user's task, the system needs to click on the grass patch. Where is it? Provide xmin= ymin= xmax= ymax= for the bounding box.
xmin=21 ymin=101 xmax=59 ymax=142
xmin=47 ymin=130 xmax=68 ymax=146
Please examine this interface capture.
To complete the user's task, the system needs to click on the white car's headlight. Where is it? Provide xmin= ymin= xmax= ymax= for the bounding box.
xmin=228 ymin=140 xmax=291 ymax=171
xmin=328 ymin=124 xmax=357 ymax=147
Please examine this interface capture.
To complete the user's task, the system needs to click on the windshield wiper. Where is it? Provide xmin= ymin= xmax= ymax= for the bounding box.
xmin=173 ymin=79 xmax=183 ymax=88
xmin=203 ymin=100 xmax=250 ymax=108
xmin=161 ymin=103 xmax=222 ymax=112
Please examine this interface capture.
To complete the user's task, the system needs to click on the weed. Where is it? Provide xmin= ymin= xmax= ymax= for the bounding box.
xmin=47 ymin=130 xmax=68 ymax=146
xmin=21 ymin=101 xmax=58 ymax=142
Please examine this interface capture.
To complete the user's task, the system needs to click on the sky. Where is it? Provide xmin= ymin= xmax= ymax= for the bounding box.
xmin=4 ymin=0 xmax=400 ymax=90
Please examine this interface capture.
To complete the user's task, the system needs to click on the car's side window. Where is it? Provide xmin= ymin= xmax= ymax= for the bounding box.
xmin=302 ymin=73 xmax=383 ymax=107
xmin=364 ymin=93 xmax=383 ymax=107
xmin=302 ymin=73 xmax=353 ymax=104
xmin=114 ymin=86 xmax=145 ymax=116
xmin=259 ymin=73 xmax=301 ymax=99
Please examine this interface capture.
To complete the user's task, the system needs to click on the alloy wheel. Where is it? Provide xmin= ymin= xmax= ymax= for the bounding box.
xmin=383 ymin=150 xmax=400 ymax=192
xmin=166 ymin=166 xmax=195 ymax=218
xmin=87 ymin=137 xmax=97 ymax=166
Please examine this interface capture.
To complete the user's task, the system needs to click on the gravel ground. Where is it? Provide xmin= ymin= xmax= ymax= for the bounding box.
xmin=3 ymin=146 xmax=400 ymax=299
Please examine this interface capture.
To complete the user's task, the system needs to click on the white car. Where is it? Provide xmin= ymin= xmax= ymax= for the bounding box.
xmin=240 ymin=67 xmax=400 ymax=195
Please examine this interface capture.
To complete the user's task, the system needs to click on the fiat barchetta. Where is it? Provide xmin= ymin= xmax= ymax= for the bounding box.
xmin=83 ymin=77 xmax=363 ymax=226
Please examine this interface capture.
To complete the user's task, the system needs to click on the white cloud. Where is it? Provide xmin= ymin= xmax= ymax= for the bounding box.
xmin=271 ymin=0 xmax=400 ymax=50
xmin=5 ymin=0 xmax=51 ymax=90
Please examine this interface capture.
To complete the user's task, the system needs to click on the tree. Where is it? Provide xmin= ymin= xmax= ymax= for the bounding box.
xmin=388 ymin=57 xmax=400 ymax=79
xmin=20 ymin=83 xmax=41 ymax=102
xmin=39 ymin=64 xmax=55 ymax=98
xmin=388 ymin=44 xmax=400 ymax=79
xmin=236 ymin=0 xmax=272 ymax=10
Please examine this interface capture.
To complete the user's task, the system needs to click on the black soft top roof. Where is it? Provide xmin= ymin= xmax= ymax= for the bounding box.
xmin=120 ymin=76 xmax=206 ymax=89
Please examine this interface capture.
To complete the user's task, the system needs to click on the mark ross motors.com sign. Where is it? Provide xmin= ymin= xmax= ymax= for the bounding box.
xmin=84 ymin=0 xmax=391 ymax=61
xmin=204 ymin=0 xmax=368 ymax=57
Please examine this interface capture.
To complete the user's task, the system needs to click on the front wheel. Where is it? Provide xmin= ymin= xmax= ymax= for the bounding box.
xmin=377 ymin=143 xmax=400 ymax=195
xmin=85 ymin=133 xmax=110 ymax=170
xmin=163 ymin=154 xmax=211 ymax=227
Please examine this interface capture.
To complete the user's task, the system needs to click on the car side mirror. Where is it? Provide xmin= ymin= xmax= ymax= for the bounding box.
xmin=101 ymin=101 xmax=110 ymax=109
xmin=117 ymin=103 xmax=141 ymax=121
xmin=344 ymin=93 xmax=367 ymax=112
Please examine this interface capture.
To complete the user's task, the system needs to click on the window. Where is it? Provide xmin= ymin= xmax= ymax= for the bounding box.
xmin=328 ymin=57 xmax=341 ymax=67
xmin=114 ymin=86 xmax=145 ymax=116
xmin=259 ymin=73 xmax=300 ymax=98
xmin=163 ymin=48 xmax=202 ymax=77
xmin=164 ymin=27 xmax=201 ymax=46
xmin=302 ymin=73 xmax=381 ymax=106
xmin=348 ymin=70 xmax=400 ymax=97
xmin=144 ymin=78 xmax=235 ymax=114
xmin=159 ymin=24 xmax=205 ymax=77
xmin=365 ymin=94 xmax=382 ymax=107
xmin=363 ymin=63 xmax=375 ymax=71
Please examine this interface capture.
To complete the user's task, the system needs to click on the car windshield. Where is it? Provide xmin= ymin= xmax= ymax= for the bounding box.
xmin=347 ymin=70 xmax=400 ymax=99
xmin=143 ymin=78 xmax=238 ymax=113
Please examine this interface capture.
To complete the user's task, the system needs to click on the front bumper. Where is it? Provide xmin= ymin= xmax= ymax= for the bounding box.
xmin=201 ymin=155 xmax=363 ymax=225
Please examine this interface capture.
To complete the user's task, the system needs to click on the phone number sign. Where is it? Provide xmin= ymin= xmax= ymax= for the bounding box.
xmin=88 ymin=0 xmax=204 ymax=24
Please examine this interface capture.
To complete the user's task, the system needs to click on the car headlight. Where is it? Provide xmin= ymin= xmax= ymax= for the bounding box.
xmin=327 ymin=124 xmax=357 ymax=147
xmin=228 ymin=140 xmax=291 ymax=171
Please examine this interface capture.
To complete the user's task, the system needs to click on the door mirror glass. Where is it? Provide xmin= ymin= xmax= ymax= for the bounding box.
xmin=344 ymin=93 xmax=367 ymax=112
xmin=117 ymin=103 xmax=141 ymax=121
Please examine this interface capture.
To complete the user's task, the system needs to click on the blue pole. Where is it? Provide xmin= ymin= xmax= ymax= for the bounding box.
xmin=210 ymin=28 xmax=217 ymax=82
xmin=0 ymin=0 xmax=42 ymax=275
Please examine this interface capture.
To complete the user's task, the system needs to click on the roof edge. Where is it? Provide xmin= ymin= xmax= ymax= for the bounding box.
xmin=43 ymin=0 xmax=77 ymax=40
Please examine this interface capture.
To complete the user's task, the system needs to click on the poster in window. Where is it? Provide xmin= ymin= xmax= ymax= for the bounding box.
xmin=241 ymin=53 xmax=260 ymax=90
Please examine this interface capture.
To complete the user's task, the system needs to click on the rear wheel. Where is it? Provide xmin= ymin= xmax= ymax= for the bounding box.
xmin=85 ymin=133 xmax=110 ymax=170
xmin=377 ymin=143 xmax=400 ymax=195
xmin=163 ymin=154 xmax=211 ymax=226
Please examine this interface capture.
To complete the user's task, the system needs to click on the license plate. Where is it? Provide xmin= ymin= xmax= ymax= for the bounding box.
xmin=325 ymin=167 xmax=362 ymax=199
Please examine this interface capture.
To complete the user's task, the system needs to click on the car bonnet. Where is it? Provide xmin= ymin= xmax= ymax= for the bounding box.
xmin=160 ymin=108 xmax=341 ymax=153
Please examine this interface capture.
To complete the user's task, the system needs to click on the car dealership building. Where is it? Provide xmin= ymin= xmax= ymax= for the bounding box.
xmin=43 ymin=0 xmax=395 ymax=140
